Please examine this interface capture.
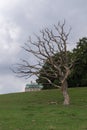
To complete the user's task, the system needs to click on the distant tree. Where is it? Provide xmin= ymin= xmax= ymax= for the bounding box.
xmin=37 ymin=51 xmax=73 ymax=89
xmin=13 ymin=21 xmax=73 ymax=105
xmin=68 ymin=37 xmax=87 ymax=87
xmin=36 ymin=53 xmax=60 ymax=89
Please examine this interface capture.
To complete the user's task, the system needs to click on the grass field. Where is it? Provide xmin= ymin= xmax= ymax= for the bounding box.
xmin=0 ymin=87 xmax=87 ymax=130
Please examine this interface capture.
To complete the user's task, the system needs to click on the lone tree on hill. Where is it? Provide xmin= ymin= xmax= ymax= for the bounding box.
xmin=13 ymin=21 xmax=73 ymax=105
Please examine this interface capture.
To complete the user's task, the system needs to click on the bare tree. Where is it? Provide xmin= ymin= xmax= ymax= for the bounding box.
xmin=13 ymin=21 xmax=73 ymax=105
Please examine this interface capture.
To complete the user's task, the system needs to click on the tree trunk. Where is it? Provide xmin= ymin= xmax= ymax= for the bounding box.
xmin=61 ymin=80 xmax=70 ymax=105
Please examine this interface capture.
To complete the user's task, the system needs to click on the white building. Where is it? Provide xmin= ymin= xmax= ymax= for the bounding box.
xmin=25 ymin=83 xmax=43 ymax=92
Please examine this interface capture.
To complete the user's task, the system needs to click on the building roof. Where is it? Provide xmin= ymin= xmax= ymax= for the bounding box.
xmin=25 ymin=83 xmax=43 ymax=89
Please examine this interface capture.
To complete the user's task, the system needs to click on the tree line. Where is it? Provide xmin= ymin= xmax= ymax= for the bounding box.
xmin=37 ymin=37 xmax=87 ymax=89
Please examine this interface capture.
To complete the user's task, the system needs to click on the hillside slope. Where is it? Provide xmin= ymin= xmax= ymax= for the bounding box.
xmin=0 ymin=87 xmax=87 ymax=130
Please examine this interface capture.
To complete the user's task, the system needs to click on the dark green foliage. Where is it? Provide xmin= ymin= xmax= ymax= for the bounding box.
xmin=37 ymin=37 xmax=87 ymax=88
xmin=68 ymin=37 xmax=87 ymax=87
xmin=37 ymin=51 xmax=73 ymax=89
xmin=36 ymin=53 xmax=63 ymax=89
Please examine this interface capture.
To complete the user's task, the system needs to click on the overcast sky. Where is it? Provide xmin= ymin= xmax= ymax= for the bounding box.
xmin=0 ymin=0 xmax=87 ymax=94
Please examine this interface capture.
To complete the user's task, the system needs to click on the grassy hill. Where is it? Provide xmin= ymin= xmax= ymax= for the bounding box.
xmin=0 ymin=87 xmax=87 ymax=130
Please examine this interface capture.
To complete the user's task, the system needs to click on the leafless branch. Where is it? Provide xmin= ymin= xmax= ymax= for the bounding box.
xmin=12 ymin=21 xmax=72 ymax=89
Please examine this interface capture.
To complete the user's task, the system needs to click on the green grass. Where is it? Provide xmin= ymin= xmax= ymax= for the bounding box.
xmin=0 ymin=87 xmax=87 ymax=130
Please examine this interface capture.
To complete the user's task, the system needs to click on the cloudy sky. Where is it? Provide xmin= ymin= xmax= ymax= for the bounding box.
xmin=0 ymin=0 xmax=87 ymax=94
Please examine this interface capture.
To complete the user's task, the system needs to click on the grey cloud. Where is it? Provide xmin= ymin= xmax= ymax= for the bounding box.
xmin=0 ymin=74 xmax=25 ymax=94
xmin=0 ymin=0 xmax=87 ymax=94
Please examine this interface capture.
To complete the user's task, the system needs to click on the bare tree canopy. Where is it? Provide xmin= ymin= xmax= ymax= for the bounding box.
xmin=12 ymin=21 xmax=73 ymax=105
